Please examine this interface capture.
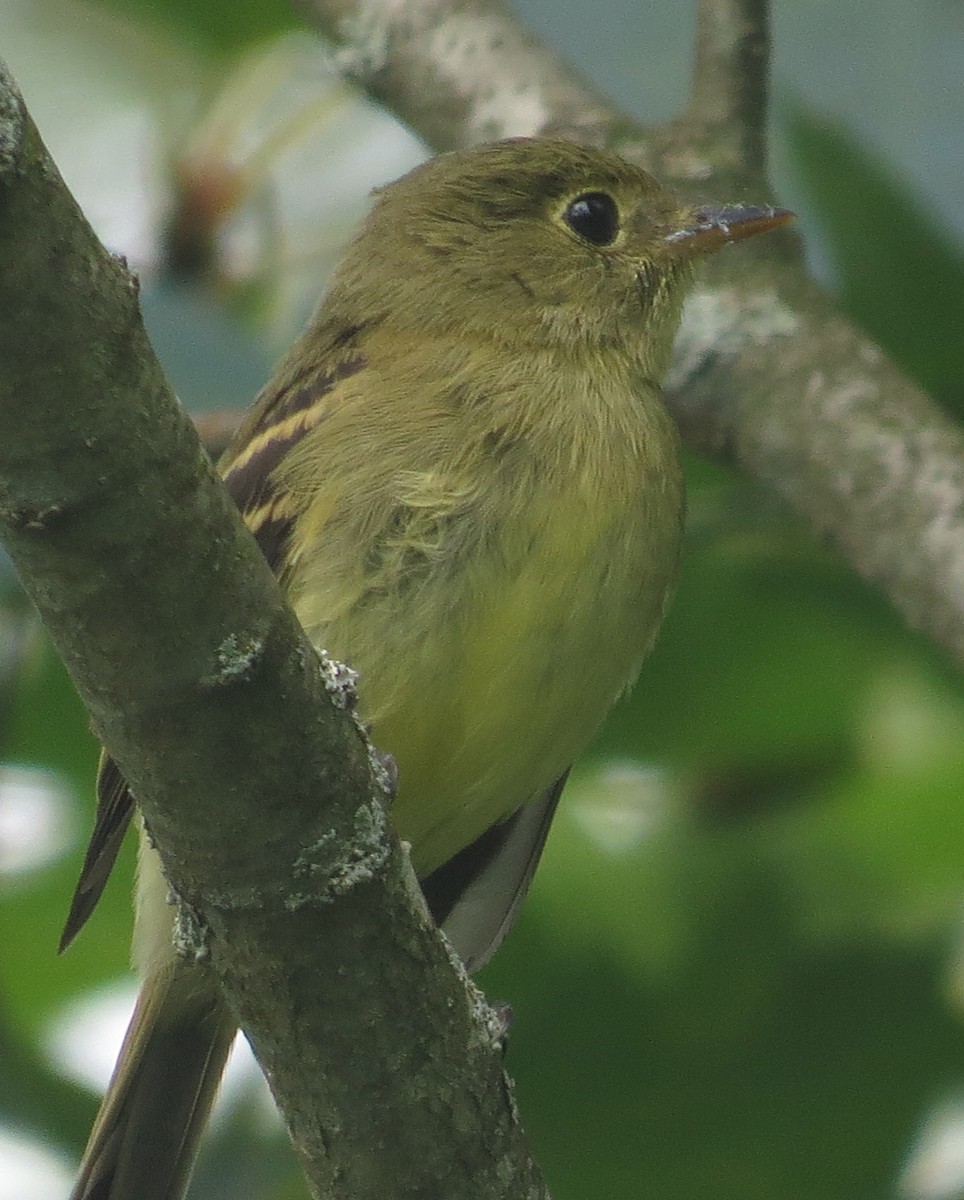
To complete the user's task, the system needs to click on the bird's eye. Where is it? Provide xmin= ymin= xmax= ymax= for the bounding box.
xmin=562 ymin=192 xmax=620 ymax=246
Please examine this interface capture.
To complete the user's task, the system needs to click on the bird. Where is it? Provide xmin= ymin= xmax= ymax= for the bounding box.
xmin=61 ymin=136 xmax=791 ymax=1200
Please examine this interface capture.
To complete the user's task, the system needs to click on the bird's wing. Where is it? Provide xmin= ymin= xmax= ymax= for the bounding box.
xmin=219 ymin=342 xmax=367 ymax=573
xmin=60 ymin=339 xmax=366 ymax=951
xmin=421 ymin=771 xmax=568 ymax=974
xmin=60 ymin=755 xmax=135 ymax=952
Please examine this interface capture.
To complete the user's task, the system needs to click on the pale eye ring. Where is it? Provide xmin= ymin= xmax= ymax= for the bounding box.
xmin=562 ymin=192 xmax=620 ymax=246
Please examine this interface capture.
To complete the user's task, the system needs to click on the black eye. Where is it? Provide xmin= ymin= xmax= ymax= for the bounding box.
xmin=562 ymin=192 xmax=620 ymax=246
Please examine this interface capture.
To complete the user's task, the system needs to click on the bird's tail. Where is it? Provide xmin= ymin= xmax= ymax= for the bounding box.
xmin=70 ymin=959 xmax=235 ymax=1200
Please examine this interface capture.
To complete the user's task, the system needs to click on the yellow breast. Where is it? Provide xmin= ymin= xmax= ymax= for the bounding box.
xmin=285 ymin=352 xmax=684 ymax=876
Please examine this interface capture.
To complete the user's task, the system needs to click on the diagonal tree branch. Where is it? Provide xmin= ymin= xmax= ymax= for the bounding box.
xmin=298 ymin=0 xmax=964 ymax=669
xmin=0 ymin=61 xmax=547 ymax=1200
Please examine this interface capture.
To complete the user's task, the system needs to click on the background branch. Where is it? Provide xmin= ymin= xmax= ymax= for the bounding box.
xmin=296 ymin=0 xmax=628 ymax=149
xmin=684 ymin=0 xmax=771 ymax=177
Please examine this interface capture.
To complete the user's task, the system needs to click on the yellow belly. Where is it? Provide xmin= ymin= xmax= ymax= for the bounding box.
xmin=291 ymin=431 xmax=682 ymax=877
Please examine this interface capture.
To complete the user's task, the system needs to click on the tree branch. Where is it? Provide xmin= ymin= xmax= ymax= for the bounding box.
xmin=296 ymin=0 xmax=630 ymax=149
xmin=0 ymin=61 xmax=547 ymax=1200
xmin=685 ymin=0 xmax=771 ymax=178
xmin=298 ymin=0 xmax=964 ymax=670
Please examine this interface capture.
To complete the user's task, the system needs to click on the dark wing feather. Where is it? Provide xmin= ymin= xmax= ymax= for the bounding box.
xmin=60 ymin=339 xmax=366 ymax=949
xmin=421 ymin=771 xmax=568 ymax=973
xmin=60 ymin=756 xmax=135 ymax=952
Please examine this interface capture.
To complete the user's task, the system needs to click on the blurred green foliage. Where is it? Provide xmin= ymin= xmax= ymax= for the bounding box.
xmin=2 ymin=3 xmax=964 ymax=1200
xmin=101 ymin=0 xmax=294 ymax=53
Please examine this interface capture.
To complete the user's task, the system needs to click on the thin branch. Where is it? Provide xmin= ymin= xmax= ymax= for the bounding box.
xmin=298 ymin=0 xmax=964 ymax=671
xmin=0 ymin=60 xmax=547 ymax=1200
xmin=684 ymin=0 xmax=770 ymax=178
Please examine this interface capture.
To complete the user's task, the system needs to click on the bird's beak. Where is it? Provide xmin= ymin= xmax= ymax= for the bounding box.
xmin=662 ymin=205 xmax=795 ymax=259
